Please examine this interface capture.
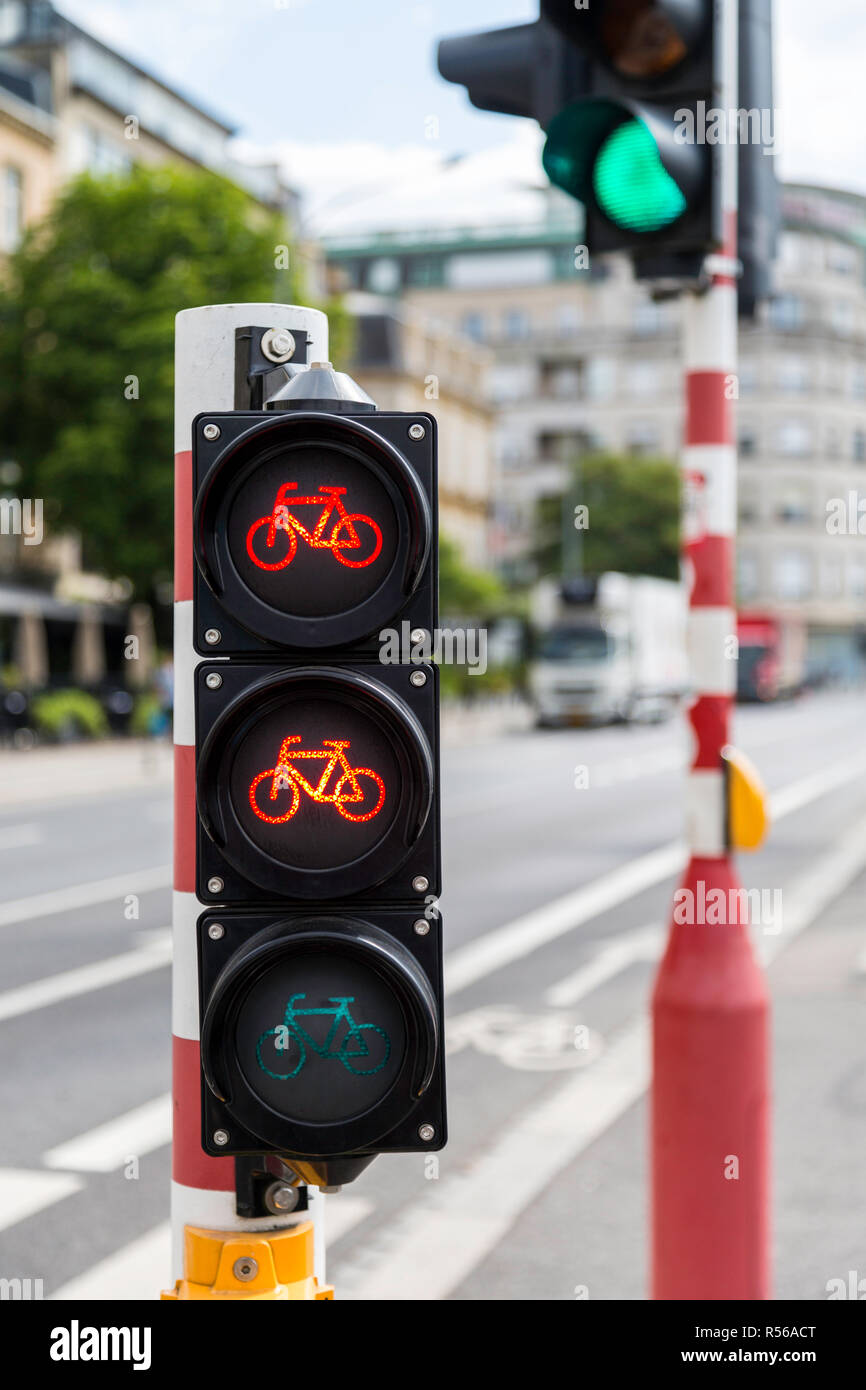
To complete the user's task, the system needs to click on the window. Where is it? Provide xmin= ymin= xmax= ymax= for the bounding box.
xmin=1 ymin=165 xmax=23 ymax=252
xmin=627 ymin=362 xmax=659 ymax=398
xmin=776 ymin=483 xmax=811 ymax=524
xmin=632 ymin=299 xmax=664 ymax=335
xmin=849 ymin=560 xmax=866 ymax=597
xmin=854 ymin=430 xmax=866 ymax=463
xmin=739 ymin=424 xmax=759 ymax=457
xmin=775 ymin=356 xmax=810 ymax=394
xmin=738 ymin=361 xmax=758 ymax=395
xmin=626 ymin=421 xmax=660 ymax=456
xmin=776 ymin=421 xmax=812 ymax=457
xmin=555 ymin=304 xmax=581 ymax=338
xmin=738 ymin=482 xmax=760 ymax=524
xmin=830 ymin=300 xmax=855 ymax=336
xmin=851 ymin=364 xmax=866 ymax=399
xmin=827 ymin=242 xmax=858 ymax=276
xmin=819 ymin=557 xmax=844 ymax=598
xmin=460 ymin=312 xmax=486 ymax=343
xmin=774 ymin=549 xmax=811 ymax=600
xmin=503 ymin=308 xmax=531 ymax=341
xmin=82 ymin=126 xmax=132 ymax=176
xmin=367 ymin=258 xmax=400 ymax=294
xmin=826 ymin=427 xmax=842 ymax=459
xmin=737 ymin=550 xmax=760 ymax=600
xmin=584 ymin=357 xmax=616 ymax=400
xmin=769 ymin=295 xmax=805 ymax=331
xmin=549 ymin=364 xmax=582 ymax=399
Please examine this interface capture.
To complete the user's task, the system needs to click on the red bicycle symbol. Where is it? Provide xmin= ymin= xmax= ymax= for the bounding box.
xmin=249 ymin=735 xmax=386 ymax=824
xmin=246 ymin=482 xmax=383 ymax=571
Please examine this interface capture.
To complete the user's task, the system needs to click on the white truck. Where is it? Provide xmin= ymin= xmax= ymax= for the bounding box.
xmin=529 ymin=573 xmax=688 ymax=726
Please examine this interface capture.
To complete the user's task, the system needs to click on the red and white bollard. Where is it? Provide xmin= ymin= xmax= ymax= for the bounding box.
xmin=651 ymin=1 xmax=770 ymax=1301
xmin=170 ymin=303 xmax=329 ymax=1289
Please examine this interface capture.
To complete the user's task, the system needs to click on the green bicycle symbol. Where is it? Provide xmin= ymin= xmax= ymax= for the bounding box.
xmin=256 ymin=993 xmax=391 ymax=1080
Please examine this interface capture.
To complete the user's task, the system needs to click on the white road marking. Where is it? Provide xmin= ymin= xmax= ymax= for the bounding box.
xmin=0 ymin=934 xmax=171 ymax=1023
xmin=337 ymin=809 xmax=866 ymax=1301
xmin=0 ymin=1168 xmax=83 ymax=1233
xmin=0 ymin=824 xmax=41 ymax=851
xmin=545 ymin=924 xmax=664 ymax=1007
xmin=339 ymin=1016 xmax=649 ymax=1301
xmin=51 ymin=1222 xmax=171 ymax=1301
xmin=444 ymin=751 xmax=866 ymax=997
xmin=43 ymin=1094 xmax=172 ymax=1173
xmin=0 ymin=864 xmax=171 ymax=929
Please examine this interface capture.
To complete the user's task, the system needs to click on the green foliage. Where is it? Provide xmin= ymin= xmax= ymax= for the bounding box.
xmin=130 ymin=692 xmax=162 ymax=737
xmin=0 ymin=165 xmax=305 ymax=596
xmin=439 ymin=533 xmax=506 ymax=617
xmin=32 ymin=688 xmax=108 ymax=740
xmin=535 ymin=453 xmax=681 ymax=581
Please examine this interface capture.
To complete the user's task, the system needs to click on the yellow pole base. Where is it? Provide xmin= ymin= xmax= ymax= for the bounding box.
xmin=161 ymin=1220 xmax=333 ymax=1300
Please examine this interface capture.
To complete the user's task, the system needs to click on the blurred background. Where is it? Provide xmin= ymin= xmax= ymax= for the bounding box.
xmin=0 ymin=0 xmax=864 ymax=1301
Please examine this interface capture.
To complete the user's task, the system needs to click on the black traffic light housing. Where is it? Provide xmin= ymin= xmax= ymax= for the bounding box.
xmin=192 ymin=338 xmax=445 ymax=1189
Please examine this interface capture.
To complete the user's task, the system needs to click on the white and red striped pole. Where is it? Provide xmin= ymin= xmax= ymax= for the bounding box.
xmin=170 ymin=303 xmax=329 ymax=1289
xmin=651 ymin=1 xmax=770 ymax=1299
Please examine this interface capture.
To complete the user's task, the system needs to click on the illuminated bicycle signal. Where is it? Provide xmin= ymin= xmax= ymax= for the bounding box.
xmin=249 ymin=735 xmax=386 ymax=825
xmin=256 ymin=993 xmax=391 ymax=1080
xmin=246 ymin=482 xmax=383 ymax=572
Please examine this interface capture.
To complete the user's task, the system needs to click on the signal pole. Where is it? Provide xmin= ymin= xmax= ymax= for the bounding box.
xmin=167 ymin=302 xmax=331 ymax=1300
xmin=651 ymin=1 xmax=770 ymax=1300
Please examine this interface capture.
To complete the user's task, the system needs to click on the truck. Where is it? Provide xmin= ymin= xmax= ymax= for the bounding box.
xmin=528 ymin=573 xmax=688 ymax=726
xmin=736 ymin=611 xmax=806 ymax=701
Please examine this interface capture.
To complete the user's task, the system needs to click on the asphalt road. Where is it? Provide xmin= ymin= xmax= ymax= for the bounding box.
xmin=0 ymin=692 xmax=864 ymax=1300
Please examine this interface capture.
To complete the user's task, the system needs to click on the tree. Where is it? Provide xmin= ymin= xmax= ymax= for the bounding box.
xmin=438 ymin=533 xmax=506 ymax=617
xmin=534 ymin=452 xmax=680 ymax=581
xmin=0 ymin=165 xmax=344 ymax=597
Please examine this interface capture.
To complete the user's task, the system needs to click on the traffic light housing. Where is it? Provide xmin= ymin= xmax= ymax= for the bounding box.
xmin=438 ymin=1 xmax=778 ymax=312
xmin=191 ymin=343 xmax=445 ymax=1189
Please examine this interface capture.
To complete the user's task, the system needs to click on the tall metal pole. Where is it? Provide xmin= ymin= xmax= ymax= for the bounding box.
xmin=167 ymin=302 xmax=331 ymax=1298
xmin=651 ymin=0 xmax=770 ymax=1299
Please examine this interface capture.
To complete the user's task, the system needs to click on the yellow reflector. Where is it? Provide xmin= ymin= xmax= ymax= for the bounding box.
xmin=722 ymin=745 xmax=769 ymax=852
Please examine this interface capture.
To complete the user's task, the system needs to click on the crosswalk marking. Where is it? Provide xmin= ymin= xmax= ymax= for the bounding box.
xmin=0 ymin=933 xmax=171 ymax=1022
xmin=0 ymin=1168 xmax=84 ymax=1233
xmin=43 ymin=1094 xmax=172 ymax=1173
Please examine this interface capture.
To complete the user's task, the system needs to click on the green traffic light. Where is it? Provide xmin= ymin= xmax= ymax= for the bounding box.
xmin=592 ymin=118 xmax=686 ymax=233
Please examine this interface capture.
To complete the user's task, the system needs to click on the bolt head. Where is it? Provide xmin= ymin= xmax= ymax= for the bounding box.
xmin=261 ymin=327 xmax=296 ymax=363
xmin=207 ymin=876 xmax=224 ymax=895
xmin=412 ymin=875 xmax=429 ymax=894
xmin=410 ymin=669 xmax=427 ymax=687
xmin=204 ymin=628 xmax=221 ymax=646
xmin=232 ymin=1256 xmax=258 ymax=1282
xmin=418 ymin=1123 xmax=436 ymax=1143
xmin=202 ymin=423 xmax=221 ymax=441
xmin=264 ymin=1181 xmax=299 ymax=1214
xmin=207 ymin=923 xmax=225 ymax=941
xmin=205 ymin=672 xmax=222 ymax=690
xmin=408 ymin=423 xmax=426 ymax=441
xmin=413 ymin=918 xmax=430 ymax=936
xmin=213 ymin=1128 xmax=229 ymax=1147
xmin=410 ymin=628 xmax=427 ymax=645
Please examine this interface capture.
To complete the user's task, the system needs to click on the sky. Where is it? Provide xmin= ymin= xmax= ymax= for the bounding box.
xmin=54 ymin=0 xmax=866 ymax=233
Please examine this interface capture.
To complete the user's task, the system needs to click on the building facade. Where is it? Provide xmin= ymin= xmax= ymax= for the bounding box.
xmin=324 ymin=183 xmax=866 ymax=678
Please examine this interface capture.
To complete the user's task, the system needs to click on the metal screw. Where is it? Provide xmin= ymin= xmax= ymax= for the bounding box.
xmin=410 ymin=670 xmax=427 ymax=687
xmin=207 ymin=876 xmax=225 ymax=895
xmin=207 ymin=923 xmax=225 ymax=941
xmin=264 ymin=1181 xmax=299 ymax=1215
xmin=418 ymin=1124 xmax=436 ymax=1143
xmin=261 ymin=327 xmax=296 ymax=363
xmin=413 ymin=918 xmax=430 ymax=936
xmin=205 ymin=672 xmax=222 ymax=690
xmin=410 ymin=628 xmax=427 ymax=645
xmin=320 ymin=1185 xmax=343 ymax=1195
xmin=412 ymin=875 xmax=429 ymax=894
xmin=408 ymin=423 xmax=426 ymax=441
xmin=213 ymin=1129 xmax=229 ymax=1147
xmin=204 ymin=628 xmax=221 ymax=646
xmin=202 ymin=423 xmax=221 ymax=441
xmin=232 ymin=1256 xmax=258 ymax=1282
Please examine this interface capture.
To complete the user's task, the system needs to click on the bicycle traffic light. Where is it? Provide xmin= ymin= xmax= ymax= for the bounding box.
xmin=191 ymin=339 xmax=445 ymax=1190
xmin=438 ymin=2 xmax=777 ymax=310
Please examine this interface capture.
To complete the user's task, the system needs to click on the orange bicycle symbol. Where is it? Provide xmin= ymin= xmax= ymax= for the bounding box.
xmin=248 ymin=735 xmax=386 ymax=824
xmin=246 ymin=482 xmax=383 ymax=571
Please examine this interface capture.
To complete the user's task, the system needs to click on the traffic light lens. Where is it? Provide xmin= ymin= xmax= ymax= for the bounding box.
xmin=600 ymin=1 xmax=688 ymax=78
xmin=235 ymin=949 xmax=407 ymax=1124
xmin=593 ymin=118 xmax=686 ymax=231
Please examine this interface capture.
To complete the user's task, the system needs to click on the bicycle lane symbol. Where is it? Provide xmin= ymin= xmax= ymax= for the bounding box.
xmin=256 ymin=994 xmax=391 ymax=1080
xmin=245 ymin=482 xmax=383 ymax=573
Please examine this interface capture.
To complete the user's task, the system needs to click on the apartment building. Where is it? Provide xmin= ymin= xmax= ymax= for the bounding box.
xmin=324 ymin=182 xmax=866 ymax=677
